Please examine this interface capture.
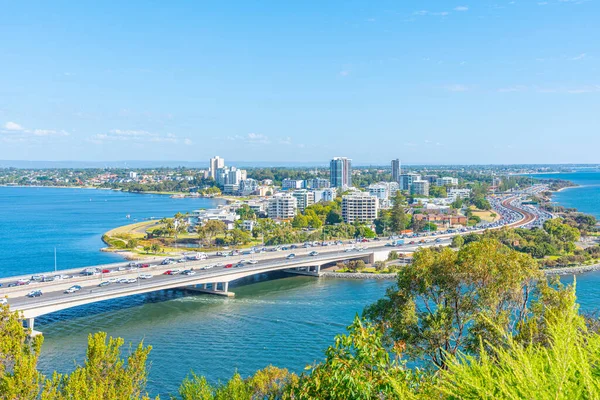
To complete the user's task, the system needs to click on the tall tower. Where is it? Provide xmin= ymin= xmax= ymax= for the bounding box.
xmin=391 ymin=159 xmax=401 ymax=183
xmin=330 ymin=157 xmax=352 ymax=188
xmin=209 ymin=156 xmax=224 ymax=179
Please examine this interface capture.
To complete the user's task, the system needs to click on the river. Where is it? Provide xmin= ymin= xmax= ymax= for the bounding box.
xmin=0 ymin=186 xmax=393 ymax=396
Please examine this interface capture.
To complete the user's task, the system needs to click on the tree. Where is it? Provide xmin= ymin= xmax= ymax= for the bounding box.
xmin=389 ymin=191 xmax=408 ymax=233
xmin=227 ymin=229 xmax=251 ymax=246
xmin=291 ymin=317 xmax=418 ymax=400
xmin=42 ymin=333 xmax=154 ymax=399
xmin=202 ymin=220 xmax=227 ymax=246
xmin=429 ymin=186 xmax=447 ymax=198
xmin=236 ymin=204 xmax=255 ymax=221
xmin=543 ymin=218 xmax=580 ymax=244
xmin=450 ymin=235 xmax=464 ymax=248
xmin=325 ymin=209 xmax=343 ymax=225
xmin=365 ymin=239 xmax=541 ymax=369
xmin=0 ymin=303 xmax=43 ymax=399
xmin=291 ymin=214 xmax=308 ymax=229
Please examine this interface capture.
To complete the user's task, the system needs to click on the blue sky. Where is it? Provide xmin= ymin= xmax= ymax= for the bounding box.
xmin=0 ymin=0 xmax=598 ymax=165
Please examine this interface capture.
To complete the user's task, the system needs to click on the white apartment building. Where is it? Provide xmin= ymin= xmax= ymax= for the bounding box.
xmin=437 ymin=177 xmax=459 ymax=186
xmin=267 ymin=194 xmax=297 ymax=220
xmin=411 ymin=180 xmax=430 ymax=196
xmin=291 ymin=189 xmax=315 ymax=212
xmin=305 ymin=178 xmax=330 ymax=189
xmin=368 ymin=182 xmax=400 ymax=200
xmin=448 ymin=188 xmax=472 ymax=201
xmin=209 ymin=156 xmax=225 ymax=179
xmin=282 ymin=179 xmax=305 ymax=190
xmin=341 ymin=193 xmax=379 ymax=224
xmin=239 ymin=179 xmax=258 ymax=196
xmin=313 ymin=188 xmax=337 ymax=203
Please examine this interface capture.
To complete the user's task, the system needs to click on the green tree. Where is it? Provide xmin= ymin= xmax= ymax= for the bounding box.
xmin=365 ymin=239 xmax=541 ymax=369
xmin=543 ymin=218 xmax=580 ymax=244
xmin=450 ymin=235 xmax=464 ymax=248
xmin=429 ymin=185 xmax=447 ymax=198
xmin=292 ymin=317 xmax=419 ymax=400
xmin=291 ymin=214 xmax=308 ymax=229
xmin=202 ymin=220 xmax=227 ymax=246
xmin=325 ymin=209 xmax=343 ymax=225
xmin=389 ymin=191 xmax=408 ymax=233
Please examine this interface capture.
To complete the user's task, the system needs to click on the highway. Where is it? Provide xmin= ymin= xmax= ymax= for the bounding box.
xmin=1 ymin=190 xmax=542 ymax=325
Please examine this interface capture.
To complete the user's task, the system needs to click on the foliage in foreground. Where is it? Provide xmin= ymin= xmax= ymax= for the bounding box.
xmin=4 ymin=238 xmax=600 ymax=399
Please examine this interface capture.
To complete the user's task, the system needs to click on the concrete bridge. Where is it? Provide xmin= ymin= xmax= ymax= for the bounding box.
xmin=1 ymin=191 xmax=539 ymax=335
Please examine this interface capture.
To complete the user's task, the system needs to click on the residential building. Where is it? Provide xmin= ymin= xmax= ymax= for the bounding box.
xmin=413 ymin=213 xmax=467 ymax=226
xmin=241 ymin=220 xmax=256 ymax=231
xmin=313 ymin=188 xmax=337 ymax=203
xmin=239 ymin=179 xmax=258 ymax=196
xmin=223 ymin=184 xmax=239 ymax=194
xmin=448 ymin=188 xmax=472 ymax=201
xmin=341 ymin=193 xmax=379 ymax=224
xmin=391 ymin=159 xmax=401 ymax=183
xmin=189 ymin=207 xmax=239 ymax=230
xmin=330 ymin=157 xmax=352 ymax=188
xmin=267 ymin=194 xmax=297 ymax=220
xmin=436 ymin=177 xmax=459 ymax=186
xmin=282 ymin=179 xmax=305 ymax=190
xmin=209 ymin=156 xmax=225 ymax=179
xmin=411 ymin=180 xmax=430 ymax=196
xmin=227 ymin=167 xmax=243 ymax=186
xmin=399 ymin=173 xmax=421 ymax=191
xmin=368 ymin=182 xmax=399 ymax=201
xmin=129 ymin=171 xmax=138 ymax=179
xmin=423 ymin=175 xmax=438 ymax=185
xmin=291 ymin=189 xmax=315 ymax=212
xmin=305 ymin=178 xmax=330 ymax=189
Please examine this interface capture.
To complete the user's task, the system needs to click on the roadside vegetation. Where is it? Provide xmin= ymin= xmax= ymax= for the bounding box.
xmin=3 ymin=239 xmax=598 ymax=399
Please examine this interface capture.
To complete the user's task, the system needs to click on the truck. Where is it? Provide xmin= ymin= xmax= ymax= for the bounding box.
xmin=393 ymin=239 xmax=405 ymax=246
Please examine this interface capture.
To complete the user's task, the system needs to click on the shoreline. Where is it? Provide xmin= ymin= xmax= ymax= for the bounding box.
xmin=544 ymin=263 xmax=600 ymax=276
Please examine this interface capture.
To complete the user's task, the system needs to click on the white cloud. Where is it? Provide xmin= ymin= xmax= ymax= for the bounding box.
xmin=414 ymin=10 xmax=450 ymax=16
xmin=570 ymin=53 xmax=587 ymax=61
xmin=442 ymin=84 xmax=470 ymax=92
xmin=454 ymin=6 xmax=469 ymax=11
xmin=89 ymin=129 xmax=189 ymax=144
xmin=33 ymin=129 xmax=69 ymax=137
xmin=339 ymin=70 xmax=351 ymax=77
xmin=4 ymin=121 xmax=23 ymax=131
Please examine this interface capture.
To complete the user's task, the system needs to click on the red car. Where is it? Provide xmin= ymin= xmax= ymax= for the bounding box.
xmin=102 ymin=269 xmax=111 ymax=273
xmin=140 ymin=264 xmax=150 ymax=268
xmin=224 ymin=264 xmax=233 ymax=269
xmin=163 ymin=270 xmax=172 ymax=275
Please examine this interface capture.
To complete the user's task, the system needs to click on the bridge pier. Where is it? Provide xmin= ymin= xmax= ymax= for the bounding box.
xmin=186 ymin=283 xmax=235 ymax=297
xmin=284 ymin=265 xmax=322 ymax=277
xmin=22 ymin=317 xmax=42 ymax=337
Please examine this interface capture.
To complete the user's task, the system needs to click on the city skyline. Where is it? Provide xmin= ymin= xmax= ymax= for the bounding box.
xmin=1 ymin=0 xmax=599 ymax=164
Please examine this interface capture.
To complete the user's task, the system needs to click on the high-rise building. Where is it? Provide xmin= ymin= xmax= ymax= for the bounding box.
xmin=291 ymin=189 xmax=315 ymax=212
xmin=209 ymin=156 xmax=225 ymax=179
xmin=330 ymin=157 xmax=352 ymax=188
xmin=391 ymin=159 xmax=401 ymax=183
xmin=411 ymin=180 xmax=430 ymax=196
xmin=313 ymin=188 xmax=337 ymax=203
xmin=399 ymin=173 xmax=421 ymax=191
xmin=267 ymin=194 xmax=298 ymax=220
xmin=341 ymin=193 xmax=379 ymax=224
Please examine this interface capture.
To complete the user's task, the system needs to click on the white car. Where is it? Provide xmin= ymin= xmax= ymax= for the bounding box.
xmin=170 ymin=269 xmax=181 ymax=274
xmin=0 ymin=298 xmax=7 ymax=305
xmin=247 ymin=260 xmax=258 ymax=264
xmin=139 ymin=274 xmax=153 ymax=279
xmin=239 ymin=259 xmax=248 ymax=264
xmin=125 ymin=278 xmax=137 ymax=284
xmin=117 ymin=278 xmax=129 ymax=284
xmin=107 ymin=278 xmax=119 ymax=283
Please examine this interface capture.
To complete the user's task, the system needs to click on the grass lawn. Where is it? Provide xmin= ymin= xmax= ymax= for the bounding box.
xmin=470 ymin=206 xmax=500 ymax=222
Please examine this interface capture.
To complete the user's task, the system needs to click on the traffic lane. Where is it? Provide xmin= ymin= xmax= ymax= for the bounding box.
xmin=8 ymin=242 xmax=438 ymax=308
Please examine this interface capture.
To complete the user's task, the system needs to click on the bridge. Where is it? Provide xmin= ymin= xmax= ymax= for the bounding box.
xmin=0 ymin=191 xmax=539 ymax=335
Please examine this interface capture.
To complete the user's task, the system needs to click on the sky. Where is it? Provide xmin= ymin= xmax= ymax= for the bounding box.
xmin=0 ymin=0 xmax=599 ymax=165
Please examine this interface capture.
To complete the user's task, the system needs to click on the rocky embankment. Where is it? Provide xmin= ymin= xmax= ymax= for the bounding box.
xmin=320 ymin=271 xmax=397 ymax=280
xmin=544 ymin=263 xmax=600 ymax=276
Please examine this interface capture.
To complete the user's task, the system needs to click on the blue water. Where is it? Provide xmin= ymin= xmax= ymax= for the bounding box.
xmin=528 ymin=170 xmax=600 ymax=219
xmin=0 ymin=186 xmax=393 ymax=396
xmin=2 ymin=177 xmax=600 ymax=396
xmin=0 ymin=187 xmax=225 ymax=277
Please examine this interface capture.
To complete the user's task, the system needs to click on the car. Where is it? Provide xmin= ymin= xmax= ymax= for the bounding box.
xmin=161 ymin=259 xmax=173 ymax=265
xmin=117 ymin=278 xmax=129 ymax=284
xmin=170 ymin=269 xmax=181 ymax=274
xmin=31 ymin=275 xmax=44 ymax=282
xmin=129 ymin=262 xmax=139 ymax=268
xmin=309 ymin=251 xmax=319 ymax=256
xmin=17 ymin=279 xmax=30 ymax=285
xmin=234 ymin=263 xmax=244 ymax=268
xmin=286 ymin=253 xmax=296 ymax=259
xmin=117 ymin=266 xmax=127 ymax=271
xmin=140 ymin=263 xmax=150 ymax=268
xmin=0 ymin=298 xmax=7 ymax=305
xmin=181 ymin=270 xmax=196 ymax=275
xmin=101 ymin=269 xmax=111 ymax=274
xmin=224 ymin=264 xmax=233 ymax=268
xmin=247 ymin=259 xmax=258 ymax=264
xmin=125 ymin=278 xmax=137 ymax=284
xmin=139 ymin=273 xmax=153 ymax=279
xmin=64 ymin=285 xmax=82 ymax=294
xmin=98 ymin=281 xmax=110 ymax=287
xmin=107 ymin=278 xmax=119 ymax=283
xmin=26 ymin=290 xmax=43 ymax=298
xmin=239 ymin=259 xmax=249 ymax=264
xmin=163 ymin=270 xmax=174 ymax=275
